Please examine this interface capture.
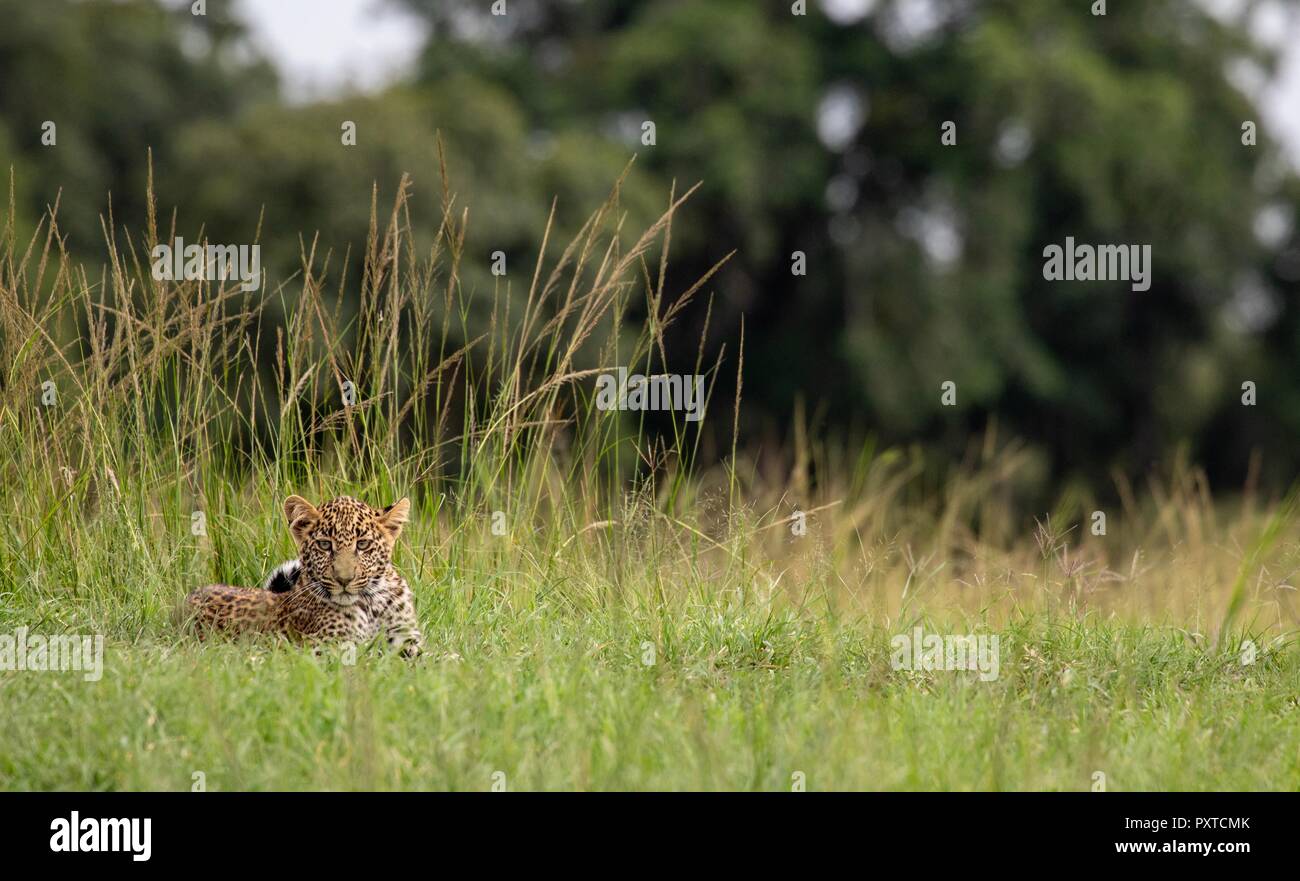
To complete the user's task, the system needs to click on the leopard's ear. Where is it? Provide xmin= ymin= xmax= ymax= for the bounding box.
xmin=284 ymin=495 xmax=320 ymax=544
xmin=377 ymin=497 xmax=411 ymax=541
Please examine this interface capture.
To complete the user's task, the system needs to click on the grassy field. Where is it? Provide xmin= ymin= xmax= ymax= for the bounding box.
xmin=2 ymin=171 xmax=1299 ymax=790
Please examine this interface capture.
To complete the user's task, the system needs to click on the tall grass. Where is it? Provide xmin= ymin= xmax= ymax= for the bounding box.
xmin=2 ymin=155 xmax=1299 ymax=789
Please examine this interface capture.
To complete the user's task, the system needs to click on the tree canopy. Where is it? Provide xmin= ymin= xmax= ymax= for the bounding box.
xmin=3 ymin=0 xmax=1297 ymax=492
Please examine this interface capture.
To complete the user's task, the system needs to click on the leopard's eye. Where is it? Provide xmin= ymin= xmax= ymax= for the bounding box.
xmin=315 ymin=538 xmax=333 ymax=552
xmin=355 ymin=538 xmax=372 ymax=552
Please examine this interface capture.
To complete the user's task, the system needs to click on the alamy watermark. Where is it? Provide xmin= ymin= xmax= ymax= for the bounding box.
xmin=151 ymin=236 xmax=261 ymax=291
xmin=1042 ymin=237 xmax=1151 ymax=291
xmin=594 ymin=367 xmax=704 ymax=422
xmin=890 ymin=626 xmax=1000 ymax=681
xmin=50 ymin=812 xmax=150 ymax=861
xmin=0 ymin=626 xmax=104 ymax=681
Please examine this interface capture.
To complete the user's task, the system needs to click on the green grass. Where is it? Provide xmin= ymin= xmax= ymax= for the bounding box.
xmin=4 ymin=611 xmax=1299 ymax=790
xmin=2 ymin=165 xmax=1299 ymax=790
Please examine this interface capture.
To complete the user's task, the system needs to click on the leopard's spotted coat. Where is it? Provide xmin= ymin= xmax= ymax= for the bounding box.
xmin=183 ymin=495 xmax=423 ymax=656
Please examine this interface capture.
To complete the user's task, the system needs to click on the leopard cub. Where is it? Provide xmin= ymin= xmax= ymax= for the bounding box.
xmin=184 ymin=495 xmax=423 ymax=657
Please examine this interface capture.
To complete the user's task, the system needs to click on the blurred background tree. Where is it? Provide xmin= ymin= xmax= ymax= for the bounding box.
xmin=2 ymin=0 xmax=1298 ymax=496
xmin=0 ymin=0 xmax=275 ymax=247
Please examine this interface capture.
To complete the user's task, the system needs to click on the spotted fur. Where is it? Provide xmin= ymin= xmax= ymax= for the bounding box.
xmin=183 ymin=495 xmax=423 ymax=656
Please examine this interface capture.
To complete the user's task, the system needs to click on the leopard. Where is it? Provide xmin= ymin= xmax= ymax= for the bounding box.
xmin=182 ymin=495 xmax=424 ymax=657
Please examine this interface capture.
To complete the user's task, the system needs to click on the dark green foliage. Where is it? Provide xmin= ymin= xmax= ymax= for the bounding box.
xmin=2 ymin=0 xmax=1297 ymax=494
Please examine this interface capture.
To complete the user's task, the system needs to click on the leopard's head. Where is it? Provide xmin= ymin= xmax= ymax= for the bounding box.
xmin=283 ymin=495 xmax=410 ymax=605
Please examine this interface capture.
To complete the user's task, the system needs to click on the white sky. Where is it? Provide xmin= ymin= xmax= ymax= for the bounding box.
xmin=230 ymin=0 xmax=1300 ymax=169
xmin=233 ymin=0 xmax=428 ymax=101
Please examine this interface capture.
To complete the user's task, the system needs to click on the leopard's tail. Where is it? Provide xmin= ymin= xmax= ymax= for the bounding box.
xmin=263 ymin=560 xmax=302 ymax=593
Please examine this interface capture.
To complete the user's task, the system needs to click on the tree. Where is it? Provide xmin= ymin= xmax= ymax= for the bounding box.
xmin=395 ymin=0 xmax=1299 ymax=488
xmin=0 ymin=0 xmax=274 ymax=250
